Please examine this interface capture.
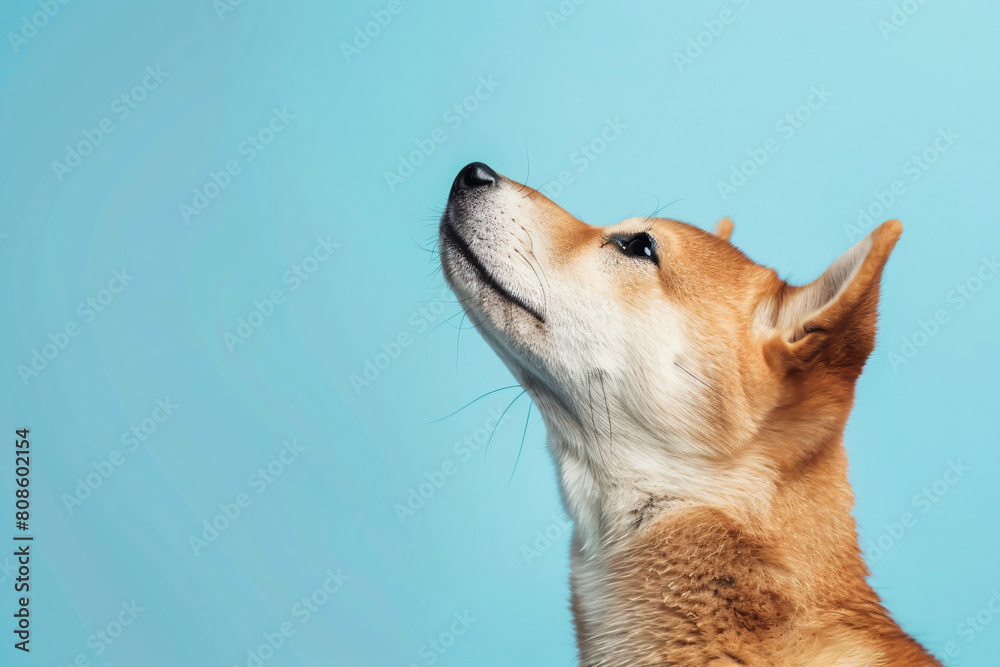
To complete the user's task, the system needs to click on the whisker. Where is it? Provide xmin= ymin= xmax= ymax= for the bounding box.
xmin=486 ymin=389 xmax=527 ymax=457
xmin=411 ymin=239 xmax=439 ymax=254
xmin=514 ymin=246 xmax=548 ymax=316
xmin=516 ymin=142 xmax=531 ymax=193
xmin=587 ymin=373 xmax=599 ymax=434
xmin=524 ymin=179 xmax=550 ymax=198
xmin=600 ymin=371 xmax=613 ymax=448
xmin=673 ymin=361 xmax=711 ymax=391
xmin=642 ymin=196 xmax=685 ymax=226
xmin=466 ymin=308 xmax=491 ymax=334
xmin=430 ymin=385 xmax=523 ymax=423
xmin=427 ymin=308 xmax=466 ymax=335
xmin=672 ymin=361 xmax=744 ymax=417
xmin=455 ymin=310 xmax=467 ymax=371
xmin=507 ymin=400 xmax=533 ymax=487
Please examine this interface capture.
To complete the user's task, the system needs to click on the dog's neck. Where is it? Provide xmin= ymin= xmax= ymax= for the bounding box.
xmin=546 ymin=421 xmax=782 ymax=557
xmin=545 ymin=425 xmax=942 ymax=666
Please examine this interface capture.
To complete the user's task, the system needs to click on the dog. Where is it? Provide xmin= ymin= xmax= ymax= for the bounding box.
xmin=438 ymin=162 xmax=942 ymax=666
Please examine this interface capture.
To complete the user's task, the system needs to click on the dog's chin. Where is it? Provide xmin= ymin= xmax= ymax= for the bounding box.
xmin=439 ymin=235 xmax=586 ymax=426
xmin=439 ymin=222 xmax=546 ymax=327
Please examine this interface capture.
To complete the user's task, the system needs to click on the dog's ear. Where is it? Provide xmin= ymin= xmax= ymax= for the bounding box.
xmin=763 ymin=220 xmax=902 ymax=373
xmin=714 ymin=217 xmax=733 ymax=241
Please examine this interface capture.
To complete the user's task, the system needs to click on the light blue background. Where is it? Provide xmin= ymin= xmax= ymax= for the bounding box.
xmin=1 ymin=1 xmax=998 ymax=665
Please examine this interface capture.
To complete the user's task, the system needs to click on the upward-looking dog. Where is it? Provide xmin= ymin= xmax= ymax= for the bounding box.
xmin=438 ymin=162 xmax=942 ymax=666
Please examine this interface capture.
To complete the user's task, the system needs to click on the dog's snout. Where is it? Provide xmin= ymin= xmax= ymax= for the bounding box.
xmin=451 ymin=162 xmax=498 ymax=196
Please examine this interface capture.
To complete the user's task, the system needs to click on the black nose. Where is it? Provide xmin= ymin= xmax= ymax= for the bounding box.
xmin=451 ymin=162 xmax=498 ymax=196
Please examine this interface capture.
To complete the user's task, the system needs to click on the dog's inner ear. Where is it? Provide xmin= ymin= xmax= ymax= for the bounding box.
xmin=766 ymin=220 xmax=902 ymax=370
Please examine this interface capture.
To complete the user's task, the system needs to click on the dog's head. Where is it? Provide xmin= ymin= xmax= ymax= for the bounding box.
xmin=439 ymin=163 xmax=900 ymax=524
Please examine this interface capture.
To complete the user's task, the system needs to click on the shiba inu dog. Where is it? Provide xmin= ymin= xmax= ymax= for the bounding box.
xmin=438 ymin=162 xmax=942 ymax=666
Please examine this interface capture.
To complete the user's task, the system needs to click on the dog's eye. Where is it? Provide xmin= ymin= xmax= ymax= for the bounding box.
xmin=619 ymin=233 xmax=657 ymax=262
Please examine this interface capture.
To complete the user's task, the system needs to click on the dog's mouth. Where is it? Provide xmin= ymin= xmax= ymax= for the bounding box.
xmin=441 ymin=222 xmax=545 ymax=323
